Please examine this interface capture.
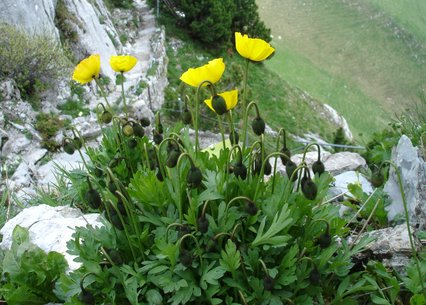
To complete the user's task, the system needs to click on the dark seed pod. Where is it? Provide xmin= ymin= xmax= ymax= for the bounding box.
xmin=253 ymin=154 xmax=262 ymax=176
xmin=179 ymin=248 xmax=193 ymax=267
xmin=153 ymin=130 xmax=163 ymax=144
xmin=229 ymin=130 xmax=239 ymax=145
xmin=182 ymin=108 xmax=192 ymax=125
xmin=63 ymin=139 xmax=76 ymax=155
xmin=197 ymin=216 xmax=209 ymax=233
xmin=233 ymin=162 xmax=247 ymax=180
xmin=178 ymin=224 xmax=192 ymax=237
xmin=157 ymin=123 xmax=164 ymax=134
xmin=85 ymin=189 xmax=102 ymax=209
xmin=187 ymin=166 xmax=202 ymax=188
xmin=371 ymin=169 xmax=384 ymax=188
xmin=101 ymin=111 xmax=112 ymax=124
xmin=127 ymin=138 xmax=137 ymax=149
xmin=109 ymin=213 xmax=124 ymax=230
xmin=251 ymin=117 xmax=266 ymax=136
xmin=302 ymin=178 xmax=317 ymax=200
xmin=246 ymin=201 xmax=258 ymax=216
xmin=285 ymin=161 xmax=298 ymax=181
xmin=264 ymin=158 xmax=272 ymax=176
xmin=132 ymin=123 xmax=145 ymax=138
xmin=116 ymin=195 xmax=127 ymax=215
xmin=122 ymin=123 xmax=134 ymax=137
xmin=79 ymin=288 xmax=95 ymax=305
xmin=211 ymin=94 xmax=227 ymax=115
xmin=280 ymin=147 xmax=291 ymax=165
xmin=309 ymin=267 xmax=321 ymax=285
xmin=147 ymin=148 xmax=158 ymax=170
xmin=140 ymin=116 xmax=150 ymax=127
xmin=318 ymin=233 xmax=331 ymax=249
xmin=166 ymin=149 xmax=181 ymax=168
xmin=312 ymin=160 xmax=325 ymax=176
xmin=73 ymin=137 xmax=83 ymax=149
xmin=263 ymin=275 xmax=275 ymax=291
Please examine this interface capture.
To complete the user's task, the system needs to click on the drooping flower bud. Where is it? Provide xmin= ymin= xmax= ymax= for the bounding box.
xmin=211 ymin=94 xmax=227 ymax=115
xmin=140 ymin=116 xmax=150 ymax=127
xmin=263 ymin=275 xmax=275 ymax=291
xmin=309 ymin=267 xmax=321 ymax=285
xmin=246 ymin=200 xmax=258 ymax=216
xmin=73 ymin=137 xmax=83 ymax=149
xmin=85 ymin=188 xmax=102 ymax=209
xmin=197 ymin=216 xmax=209 ymax=233
xmin=264 ymin=158 xmax=272 ymax=176
xmin=153 ymin=130 xmax=163 ymax=145
xmin=251 ymin=116 xmax=266 ymax=136
xmin=127 ymin=138 xmax=137 ymax=149
xmin=101 ymin=111 xmax=112 ymax=124
xmin=63 ymin=139 xmax=76 ymax=155
xmin=285 ymin=160 xmax=298 ymax=181
xmin=122 ymin=122 xmax=134 ymax=137
xmin=280 ymin=146 xmax=291 ymax=165
xmin=301 ymin=171 xmax=317 ymax=200
xmin=166 ymin=149 xmax=181 ymax=168
xmin=187 ymin=166 xmax=203 ymax=188
xmin=132 ymin=123 xmax=145 ymax=138
xmin=179 ymin=248 xmax=193 ymax=267
xmin=182 ymin=108 xmax=192 ymax=125
xmin=371 ymin=168 xmax=384 ymax=187
xmin=79 ymin=287 xmax=95 ymax=305
xmin=233 ymin=161 xmax=247 ymax=180
xmin=312 ymin=160 xmax=325 ymax=176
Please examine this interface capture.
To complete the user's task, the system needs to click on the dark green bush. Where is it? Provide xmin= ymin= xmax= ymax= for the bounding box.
xmin=0 ymin=23 xmax=69 ymax=99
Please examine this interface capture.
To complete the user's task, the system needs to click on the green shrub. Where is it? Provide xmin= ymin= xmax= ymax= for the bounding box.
xmin=34 ymin=113 xmax=69 ymax=151
xmin=104 ymin=0 xmax=133 ymax=9
xmin=0 ymin=23 xmax=69 ymax=99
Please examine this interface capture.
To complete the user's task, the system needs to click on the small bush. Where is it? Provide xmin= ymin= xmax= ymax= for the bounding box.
xmin=0 ymin=23 xmax=69 ymax=99
xmin=34 ymin=113 xmax=69 ymax=151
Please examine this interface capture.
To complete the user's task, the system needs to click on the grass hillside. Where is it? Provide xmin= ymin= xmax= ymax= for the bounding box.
xmin=257 ymin=0 xmax=426 ymax=139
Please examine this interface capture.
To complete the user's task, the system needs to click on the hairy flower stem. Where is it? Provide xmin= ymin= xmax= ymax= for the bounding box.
xmin=271 ymin=128 xmax=290 ymax=194
xmin=120 ymin=72 xmax=128 ymax=117
xmin=384 ymin=160 xmax=425 ymax=292
xmin=227 ymin=111 xmax=237 ymax=144
xmin=241 ymin=59 xmax=250 ymax=153
xmin=194 ymin=80 xmax=214 ymax=159
xmin=95 ymin=78 xmax=113 ymax=112
xmin=301 ymin=143 xmax=321 ymax=164
xmin=217 ymin=114 xmax=226 ymax=149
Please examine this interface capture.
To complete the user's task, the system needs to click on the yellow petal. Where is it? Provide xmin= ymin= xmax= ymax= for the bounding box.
xmin=180 ymin=58 xmax=225 ymax=87
xmin=72 ymin=54 xmax=101 ymax=84
xmin=110 ymin=55 xmax=138 ymax=73
xmin=235 ymin=32 xmax=275 ymax=62
xmin=203 ymin=89 xmax=238 ymax=114
xmin=204 ymin=97 xmax=215 ymax=112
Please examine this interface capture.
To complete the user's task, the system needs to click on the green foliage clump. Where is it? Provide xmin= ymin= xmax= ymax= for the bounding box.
xmin=0 ymin=23 xmax=69 ymax=100
xmin=104 ymin=0 xmax=133 ymax=9
xmin=35 ymin=113 xmax=69 ymax=151
xmin=0 ymin=226 xmax=68 ymax=304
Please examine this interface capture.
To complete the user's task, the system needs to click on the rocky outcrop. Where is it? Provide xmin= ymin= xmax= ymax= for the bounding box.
xmin=0 ymin=0 xmax=59 ymax=39
xmin=384 ymin=135 xmax=426 ymax=229
xmin=323 ymin=104 xmax=353 ymax=141
xmin=0 ymin=204 xmax=103 ymax=271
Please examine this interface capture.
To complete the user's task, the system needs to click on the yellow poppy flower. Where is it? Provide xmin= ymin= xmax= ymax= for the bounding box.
xmin=204 ymin=89 xmax=238 ymax=115
xmin=180 ymin=58 xmax=225 ymax=87
xmin=72 ymin=54 xmax=101 ymax=84
xmin=109 ymin=55 xmax=138 ymax=73
xmin=235 ymin=32 xmax=275 ymax=62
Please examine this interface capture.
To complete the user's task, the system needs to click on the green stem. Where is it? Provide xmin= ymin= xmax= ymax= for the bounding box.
xmin=194 ymin=80 xmax=214 ymax=158
xmin=95 ymin=78 xmax=113 ymax=112
xmin=272 ymin=128 xmax=286 ymax=194
xmin=242 ymin=59 xmax=250 ymax=153
xmin=120 ymin=72 xmax=128 ymax=117
xmin=227 ymin=111 xmax=237 ymax=144
xmin=217 ymin=114 xmax=226 ymax=150
xmin=301 ymin=143 xmax=321 ymax=164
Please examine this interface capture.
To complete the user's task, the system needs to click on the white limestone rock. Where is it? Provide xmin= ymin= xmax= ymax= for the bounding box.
xmin=0 ymin=204 xmax=103 ymax=271
xmin=333 ymin=170 xmax=373 ymax=196
xmin=324 ymin=152 xmax=367 ymax=176
xmin=323 ymin=104 xmax=353 ymax=141
xmin=384 ymin=135 xmax=426 ymax=229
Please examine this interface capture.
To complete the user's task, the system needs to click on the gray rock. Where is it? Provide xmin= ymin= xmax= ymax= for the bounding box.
xmin=384 ymin=135 xmax=426 ymax=229
xmin=323 ymin=104 xmax=353 ymax=141
xmin=0 ymin=79 xmax=21 ymax=101
xmin=1 ymin=129 xmax=32 ymax=157
xmin=0 ymin=204 xmax=103 ymax=271
xmin=324 ymin=152 xmax=367 ymax=176
xmin=333 ymin=170 xmax=374 ymax=195
xmin=350 ymin=224 xmax=420 ymax=274
xmin=0 ymin=0 xmax=59 ymax=40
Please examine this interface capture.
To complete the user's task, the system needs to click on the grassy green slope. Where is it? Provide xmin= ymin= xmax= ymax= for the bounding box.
xmin=257 ymin=0 xmax=426 ymax=139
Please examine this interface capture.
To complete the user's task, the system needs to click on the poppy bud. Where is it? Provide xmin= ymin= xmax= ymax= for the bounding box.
xmin=263 ymin=275 xmax=275 ymax=291
xmin=312 ymin=160 xmax=325 ymax=176
xmin=147 ymin=148 xmax=158 ymax=170
xmin=179 ymin=248 xmax=192 ymax=267
xmin=178 ymin=224 xmax=192 ymax=237
xmin=115 ymin=194 xmax=127 ymax=215
xmin=264 ymin=158 xmax=272 ymax=176
xmin=166 ymin=141 xmax=179 ymax=153
xmin=109 ymin=213 xmax=124 ymax=230
xmin=122 ymin=123 xmax=134 ymax=136
xmin=182 ymin=108 xmax=192 ymax=125
xmin=251 ymin=117 xmax=266 ymax=136
xmin=371 ymin=169 xmax=384 ymax=187
xmin=156 ymin=168 xmax=164 ymax=181
xmin=101 ymin=111 xmax=112 ymax=124
xmin=93 ymin=167 xmax=103 ymax=177
xmin=211 ymin=94 xmax=227 ymax=115
xmin=197 ymin=216 xmax=209 ymax=233
xmin=63 ymin=140 xmax=76 ymax=155
xmin=140 ymin=116 xmax=150 ymax=127
xmin=233 ymin=162 xmax=247 ymax=180
xmin=317 ymin=232 xmax=331 ymax=249
xmin=166 ymin=149 xmax=181 ymax=168
xmin=127 ymin=138 xmax=137 ymax=149
xmin=79 ymin=287 xmax=95 ymax=305
xmin=309 ymin=267 xmax=321 ymax=285
xmin=132 ymin=123 xmax=145 ymax=138
xmin=153 ymin=130 xmax=163 ymax=145
xmin=302 ymin=177 xmax=317 ymax=200
xmin=229 ymin=130 xmax=239 ymax=145
xmin=74 ymin=137 xmax=83 ymax=149
xmin=285 ymin=161 xmax=298 ymax=181
xmin=280 ymin=147 xmax=291 ymax=165
xmin=108 ymin=181 xmax=117 ymax=194
xmin=85 ymin=188 xmax=102 ymax=209
xmin=157 ymin=123 xmax=164 ymax=134
xmin=187 ymin=166 xmax=202 ymax=188
xmin=246 ymin=201 xmax=258 ymax=216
